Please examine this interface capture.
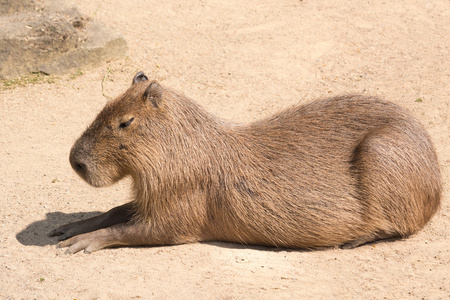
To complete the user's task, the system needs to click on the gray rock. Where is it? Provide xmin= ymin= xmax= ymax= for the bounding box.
xmin=0 ymin=0 xmax=41 ymax=16
xmin=0 ymin=0 xmax=127 ymax=78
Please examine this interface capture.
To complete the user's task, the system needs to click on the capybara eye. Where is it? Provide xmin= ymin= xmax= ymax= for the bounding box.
xmin=119 ymin=117 xmax=135 ymax=129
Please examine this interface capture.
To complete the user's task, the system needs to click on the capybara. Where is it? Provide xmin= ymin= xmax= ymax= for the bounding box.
xmin=50 ymin=72 xmax=442 ymax=254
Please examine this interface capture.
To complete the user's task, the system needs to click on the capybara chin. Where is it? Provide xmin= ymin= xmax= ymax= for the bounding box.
xmin=50 ymin=71 xmax=442 ymax=254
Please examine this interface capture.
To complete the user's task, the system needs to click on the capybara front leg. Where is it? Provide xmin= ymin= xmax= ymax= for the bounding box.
xmin=49 ymin=202 xmax=135 ymax=241
xmin=57 ymin=222 xmax=150 ymax=254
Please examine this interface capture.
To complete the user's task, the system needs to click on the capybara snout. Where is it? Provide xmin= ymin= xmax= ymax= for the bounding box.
xmin=54 ymin=72 xmax=442 ymax=253
xmin=69 ymin=139 xmax=94 ymax=184
xmin=69 ymin=120 xmax=128 ymax=187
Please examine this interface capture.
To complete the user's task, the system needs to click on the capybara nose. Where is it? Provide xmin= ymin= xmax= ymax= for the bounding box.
xmin=73 ymin=161 xmax=87 ymax=174
xmin=69 ymin=150 xmax=88 ymax=176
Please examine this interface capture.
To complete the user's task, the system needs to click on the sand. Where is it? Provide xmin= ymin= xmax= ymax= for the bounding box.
xmin=1 ymin=0 xmax=449 ymax=298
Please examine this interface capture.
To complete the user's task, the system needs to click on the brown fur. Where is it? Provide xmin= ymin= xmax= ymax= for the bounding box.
xmin=50 ymin=72 xmax=442 ymax=253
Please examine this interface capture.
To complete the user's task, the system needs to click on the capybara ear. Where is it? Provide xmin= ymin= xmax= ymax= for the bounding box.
xmin=132 ymin=71 xmax=149 ymax=85
xmin=144 ymin=81 xmax=163 ymax=108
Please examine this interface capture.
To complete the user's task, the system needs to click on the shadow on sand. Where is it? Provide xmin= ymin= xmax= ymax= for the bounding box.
xmin=16 ymin=211 xmax=101 ymax=246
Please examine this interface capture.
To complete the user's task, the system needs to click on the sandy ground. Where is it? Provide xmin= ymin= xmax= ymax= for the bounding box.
xmin=1 ymin=0 xmax=449 ymax=299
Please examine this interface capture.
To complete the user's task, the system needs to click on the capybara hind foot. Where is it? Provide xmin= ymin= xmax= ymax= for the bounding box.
xmin=340 ymin=232 xmax=396 ymax=249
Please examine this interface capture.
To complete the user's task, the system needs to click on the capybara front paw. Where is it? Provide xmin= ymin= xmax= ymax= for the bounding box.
xmin=49 ymin=223 xmax=79 ymax=241
xmin=56 ymin=231 xmax=109 ymax=254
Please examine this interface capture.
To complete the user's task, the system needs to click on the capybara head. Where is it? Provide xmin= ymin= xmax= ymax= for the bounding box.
xmin=69 ymin=72 xmax=169 ymax=187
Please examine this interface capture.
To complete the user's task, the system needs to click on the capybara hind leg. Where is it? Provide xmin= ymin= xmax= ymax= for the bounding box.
xmin=340 ymin=232 xmax=395 ymax=249
xmin=49 ymin=202 xmax=134 ymax=240
xmin=353 ymin=125 xmax=441 ymax=238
